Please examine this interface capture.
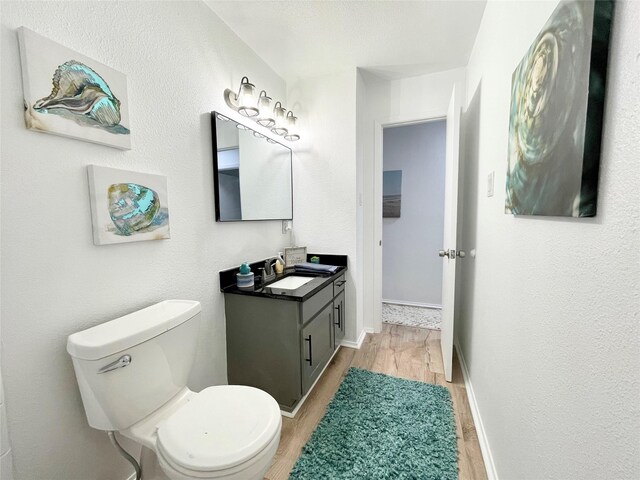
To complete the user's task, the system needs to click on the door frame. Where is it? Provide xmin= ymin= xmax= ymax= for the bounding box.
xmin=372 ymin=107 xmax=449 ymax=333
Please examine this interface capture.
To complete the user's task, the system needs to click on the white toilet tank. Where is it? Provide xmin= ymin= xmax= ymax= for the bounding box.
xmin=67 ymin=300 xmax=201 ymax=431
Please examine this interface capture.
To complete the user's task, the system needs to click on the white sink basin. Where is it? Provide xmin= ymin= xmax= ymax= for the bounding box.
xmin=268 ymin=276 xmax=314 ymax=291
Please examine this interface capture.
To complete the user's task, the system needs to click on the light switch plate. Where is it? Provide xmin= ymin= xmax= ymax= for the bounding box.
xmin=487 ymin=171 xmax=495 ymax=197
xmin=282 ymin=220 xmax=292 ymax=234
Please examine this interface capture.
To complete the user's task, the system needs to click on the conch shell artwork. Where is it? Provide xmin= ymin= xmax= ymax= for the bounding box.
xmin=33 ymin=60 xmax=130 ymax=135
xmin=18 ymin=27 xmax=131 ymax=150
xmin=505 ymin=0 xmax=614 ymax=217
xmin=88 ymin=166 xmax=170 ymax=246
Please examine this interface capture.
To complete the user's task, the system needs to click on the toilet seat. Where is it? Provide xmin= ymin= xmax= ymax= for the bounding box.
xmin=156 ymin=385 xmax=281 ymax=478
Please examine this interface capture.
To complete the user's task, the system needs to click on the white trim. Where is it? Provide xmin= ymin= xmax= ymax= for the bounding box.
xmin=383 ymin=299 xmax=442 ymax=309
xmin=340 ymin=328 xmax=367 ymax=349
xmin=454 ymin=339 xmax=498 ymax=480
xmin=280 ymin=346 xmax=342 ymax=418
xmin=125 ymin=473 xmax=136 ymax=480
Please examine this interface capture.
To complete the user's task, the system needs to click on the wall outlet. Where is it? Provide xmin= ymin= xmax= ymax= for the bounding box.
xmin=487 ymin=171 xmax=495 ymax=197
xmin=282 ymin=220 xmax=292 ymax=234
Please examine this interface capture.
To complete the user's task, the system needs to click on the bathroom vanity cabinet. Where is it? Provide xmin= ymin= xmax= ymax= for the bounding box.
xmin=222 ymin=267 xmax=347 ymax=413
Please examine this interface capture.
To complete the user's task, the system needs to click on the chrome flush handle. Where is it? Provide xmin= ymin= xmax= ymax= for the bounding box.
xmin=98 ymin=354 xmax=132 ymax=374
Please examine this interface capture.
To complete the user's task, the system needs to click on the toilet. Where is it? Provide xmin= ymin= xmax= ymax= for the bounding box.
xmin=67 ymin=300 xmax=281 ymax=480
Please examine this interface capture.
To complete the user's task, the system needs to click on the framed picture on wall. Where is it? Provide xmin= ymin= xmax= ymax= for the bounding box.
xmin=383 ymin=170 xmax=402 ymax=218
xmin=17 ymin=27 xmax=131 ymax=150
xmin=87 ymin=165 xmax=170 ymax=245
xmin=505 ymin=0 xmax=614 ymax=217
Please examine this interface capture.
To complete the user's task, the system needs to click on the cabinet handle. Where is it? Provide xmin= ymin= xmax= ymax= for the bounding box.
xmin=305 ymin=335 xmax=313 ymax=366
xmin=334 ymin=305 xmax=341 ymax=328
xmin=336 ymin=280 xmax=346 ymax=287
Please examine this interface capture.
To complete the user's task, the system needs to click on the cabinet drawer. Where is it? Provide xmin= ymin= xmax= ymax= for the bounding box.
xmin=333 ymin=274 xmax=346 ymax=297
xmin=301 ymin=284 xmax=333 ymax=325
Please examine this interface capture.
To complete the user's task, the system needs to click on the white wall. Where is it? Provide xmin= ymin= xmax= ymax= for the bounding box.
xmin=457 ymin=1 xmax=640 ymax=478
xmin=357 ymin=70 xmax=391 ymax=333
xmin=287 ymin=69 xmax=361 ymax=343
xmin=382 ymin=121 xmax=446 ymax=306
xmin=0 ymin=2 xmax=289 ymax=479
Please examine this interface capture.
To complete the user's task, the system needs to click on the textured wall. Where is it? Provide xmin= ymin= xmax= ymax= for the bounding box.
xmin=457 ymin=0 xmax=640 ymax=478
xmin=0 ymin=1 xmax=288 ymax=479
xmin=382 ymin=121 xmax=446 ymax=306
xmin=287 ymin=70 xmax=360 ymax=342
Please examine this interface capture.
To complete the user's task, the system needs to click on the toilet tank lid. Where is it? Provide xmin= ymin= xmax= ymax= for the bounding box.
xmin=67 ymin=300 xmax=201 ymax=360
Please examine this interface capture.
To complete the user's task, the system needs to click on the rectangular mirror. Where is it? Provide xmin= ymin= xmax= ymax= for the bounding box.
xmin=211 ymin=112 xmax=293 ymax=222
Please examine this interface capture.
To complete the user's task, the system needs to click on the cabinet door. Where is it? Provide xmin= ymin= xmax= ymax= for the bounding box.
xmin=334 ymin=290 xmax=346 ymax=344
xmin=301 ymin=302 xmax=334 ymax=393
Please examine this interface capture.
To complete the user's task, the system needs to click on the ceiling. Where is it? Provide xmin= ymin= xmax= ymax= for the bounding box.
xmin=206 ymin=0 xmax=487 ymax=81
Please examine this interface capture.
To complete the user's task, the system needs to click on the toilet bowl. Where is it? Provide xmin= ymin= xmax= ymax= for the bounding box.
xmin=67 ymin=300 xmax=282 ymax=480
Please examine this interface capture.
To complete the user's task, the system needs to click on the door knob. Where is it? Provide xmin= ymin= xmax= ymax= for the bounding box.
xmin=439 ymin=249 xmax=466 ymax=259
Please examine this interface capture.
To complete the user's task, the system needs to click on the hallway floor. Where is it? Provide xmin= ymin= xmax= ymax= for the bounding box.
xmin=265 ymin=324 xmax=487 ymax=480
xmin=382 ymin=302 xmax=442 ymax=329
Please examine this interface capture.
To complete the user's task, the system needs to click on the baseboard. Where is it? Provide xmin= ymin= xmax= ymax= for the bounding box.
xmin=340 ymin=328 xmax=367 ymax=349
xmin=454 ymin=339 xmax=498 ymax=480
xmin=383 ymin=299 xmax=442 ymax=309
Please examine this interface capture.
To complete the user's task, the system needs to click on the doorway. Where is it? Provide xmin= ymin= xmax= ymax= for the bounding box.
xmin=381 ymin=120 xmax=447 ymax=330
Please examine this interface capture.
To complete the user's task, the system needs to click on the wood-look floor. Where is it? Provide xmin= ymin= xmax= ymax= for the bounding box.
xmin=265 ymin=323 xmax=487 ymax=480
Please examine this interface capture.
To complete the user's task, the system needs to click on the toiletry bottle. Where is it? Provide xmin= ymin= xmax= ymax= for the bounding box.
xmin=275 ymin=252 xmax=285 ymax=274
xmin=236 ymin=262 xmax=255 ymax=289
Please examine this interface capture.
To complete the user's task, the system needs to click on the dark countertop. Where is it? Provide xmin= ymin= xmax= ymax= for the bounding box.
xmin=220 ymin=254 xmax=347 ymax=302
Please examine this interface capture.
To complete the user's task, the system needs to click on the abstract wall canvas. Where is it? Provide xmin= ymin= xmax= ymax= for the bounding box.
xmin=505 ymin=0 xmax=614 ymax=217
xmin=383 ymin=170 xmax=402 ymax=218
xmin=88 ymin=166 xmax=170 ymax=245
xmin=17 ymin=27 xmax=131 ymax=150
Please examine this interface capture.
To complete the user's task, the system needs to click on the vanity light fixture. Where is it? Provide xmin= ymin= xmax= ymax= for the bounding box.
xmin=224 ymin=77 xmax=301 ymax=141
xmin=256 ymin=91 xmax=276 ymax=127
xmin=271 ymin=102 xmax=288 ymax=136
xmin=224 ymin=76 xmax=259 ymax=117
xmin=284 ymin=111 xmax=300 ymax=142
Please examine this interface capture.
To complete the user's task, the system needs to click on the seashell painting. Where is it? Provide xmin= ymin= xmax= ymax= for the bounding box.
xmin=18 ymin=27 xmax=131 ymax=150
xmin=88 ymin=166 xmax=170 ymax=245
xmin=505 ymin=0 xmax=614 ymax=217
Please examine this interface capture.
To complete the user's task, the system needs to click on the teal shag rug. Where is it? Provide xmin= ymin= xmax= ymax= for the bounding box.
xmin=289 ymin=368 xmax=458 ymax=479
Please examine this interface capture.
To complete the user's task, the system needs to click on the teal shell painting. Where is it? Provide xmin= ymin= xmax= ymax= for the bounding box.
xmin=107 ymin=183 xmax=168 ymax=236
xmin=88 ymin=165 xmax=170 ymax=245
xmin=18 ymin=27 xmax=131 ymax=149
xmin=505 ymin=0 xmax=614 ymax=217
xmin=34 ymin=60 xmax=130 ymax=135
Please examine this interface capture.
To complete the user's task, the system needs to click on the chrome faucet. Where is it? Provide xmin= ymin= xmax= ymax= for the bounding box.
xmin=263 ymin=258 xmax=278 ymax=282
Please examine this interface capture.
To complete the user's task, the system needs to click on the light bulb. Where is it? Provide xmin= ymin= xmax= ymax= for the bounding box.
xmin=236 ymin=77 xmax=258 ymax=117
xmin=271 ymin=101 xmax=288 ymax=136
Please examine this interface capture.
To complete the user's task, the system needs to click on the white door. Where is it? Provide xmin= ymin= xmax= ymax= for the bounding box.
xmin=440 ymin=86 xmax=462 ymax=382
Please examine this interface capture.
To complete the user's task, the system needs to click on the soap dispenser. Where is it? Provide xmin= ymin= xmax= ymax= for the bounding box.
xmin=236 ymin=262 xmax=255 ymax=290
xmin=275 ymin=252 xmax=285 ymax=274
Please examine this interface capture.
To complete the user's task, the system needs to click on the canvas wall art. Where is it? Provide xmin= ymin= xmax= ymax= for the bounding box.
xmin=505 ymin=0 xmax=614 ymax=217
xmin=383 ymin=170 xmax=402 ymax=218
xmin=17 ymin=27 xmax=131 ymax=150
xmin=88 ymin=166 xmax=170 ymax=245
